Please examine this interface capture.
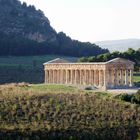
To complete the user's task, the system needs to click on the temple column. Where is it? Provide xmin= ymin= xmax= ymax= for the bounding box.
xmin=64 ymin=70 xmax=66 ymax=84
xmin=101 ymin=70 xmax=104 ymax=87
xmin=114 ymin=69 xmax=117 ymax=87
xmin=69 ymin=70 xmax=71 ymax=84
xmin=120 ymin=69 xmax=123 ymax=86
xmin=59 ymin=70 xmax=61 ymax=84
xmin=49 ymin=70 xmax=51 ymax=84
xmin=90 ymin=70 xmax=93 ymax=85
xmin=66 ymin=70 xmax=68 ymax=84
xmin=110 ymin=69 xmax=112 ymax=87
xmin=56 ymin=70 xmax=59 ymax=84
xmin=117 ymin=69 xmax=120 ymax=86
xmin=89 ymin=70 xmax=92 ymax=85
xmin=50 ymin=70 xmax=53 ymax=83
xmin=103 ymin=69 xmax=108 ymax=90
xmin=90 ymin=70 xmax=92 ymax=85
xmin=102 ymin=70 xmax=105 ymax=87
xmin=60 ymin=70 xmax=63 ymax=84
xmin=75 ymin=70 xmax=77 ymax=85
xmin=94 ymin=70 xmax=97 ymax=87
xmin=97 ymin=70 xmax=99 ymax=87
xmin=79 ymin=70 xmax=81 ymax=85
xmin=45 ymin=70 xmax=47 ymax=83
xmin=125 ymin=69 xmax=128 ymax=86
xmin=129 ymin=69 xmax=133 ymax=87
xmin=55 ymin=70 xmax=57 ymax=84
xmin=80 ymin=70 xmax=83 ymax=85
xmin=85 ymin=70 xmax=87 ymax=85
xmin=93 ymin=70 xmax=95 ymax=86
xmin=53 ymin=70 xmax=55 ymax=84
xmin=77 ymin=70 xmax=79 ymax=84
xmin=87 ymin=70 xmax=89 ymax=85
xmin=72 ymin=70 xmax=74 ymax=84
xmin=82 ymin=70 xmax=84 ymax=85
xmin=48 ymin=70 xmax=50 ymax=83
xmin=112 ymin=69 xmax=115 ymax=87
xmin=71 ymin=70 xmax=73 ymax=84
xmin=99 ymin=70 xmax=101 ymax=87
xmin=83 ymin=70 xmax=86 ymax=85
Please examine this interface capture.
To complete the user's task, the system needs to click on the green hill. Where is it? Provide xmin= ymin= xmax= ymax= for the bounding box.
xmin=0 ymin=55 xmax=77 ymax=84
xmin=0 ymin=0 xmax=108 ymax=57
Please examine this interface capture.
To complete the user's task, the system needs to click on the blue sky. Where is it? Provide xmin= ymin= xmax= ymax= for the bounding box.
xmin=20 ymin=0 xmax=140 ymax=42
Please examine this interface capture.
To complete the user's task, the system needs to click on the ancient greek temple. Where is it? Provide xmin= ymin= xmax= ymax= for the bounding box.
xmin=44 ymin=58 xmax=134 ymax=90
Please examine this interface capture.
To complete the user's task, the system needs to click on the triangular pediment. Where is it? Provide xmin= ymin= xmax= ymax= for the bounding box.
xmin=44 ymin=58 xmax=70 ymax=65
xmin=105 ymin=58 xmax=134 ymax=65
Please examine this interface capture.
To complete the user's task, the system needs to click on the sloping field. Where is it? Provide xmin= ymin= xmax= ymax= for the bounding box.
xmin=0 ymin=55 xmax=77 ymax=84
xmin=0 ymin=84 xmax=140 ymax=140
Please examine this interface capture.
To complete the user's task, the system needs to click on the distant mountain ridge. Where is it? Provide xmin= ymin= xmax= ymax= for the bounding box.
xmin=96 ymin=39 xmax=140 ymax=52
xmin=0 ymin=0 xmax=108 ymax=56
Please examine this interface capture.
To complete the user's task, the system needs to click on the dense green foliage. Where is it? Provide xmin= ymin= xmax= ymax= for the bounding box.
xmin=0 ymin=84 xmax=140 ymax=140
xmin=0 ymin=0 xmax=108 ymax=57
xmin=116 ymin=90 xmax=140 ymax=104
xmin=78 ymin=48 xmax=140 ymax=70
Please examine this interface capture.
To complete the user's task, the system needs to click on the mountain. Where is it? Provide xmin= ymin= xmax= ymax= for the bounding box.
xmin=0 ymin=0 xmax=108 ymax=57
xmin=96 ymin=39 xmax=140 ymax=52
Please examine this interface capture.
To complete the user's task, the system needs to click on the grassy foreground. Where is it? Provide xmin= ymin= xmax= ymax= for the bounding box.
xmin=0 ymin=84 xmax=140 ymax=140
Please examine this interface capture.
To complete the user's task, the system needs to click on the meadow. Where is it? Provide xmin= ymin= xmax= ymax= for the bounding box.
xmin=0 ymin=83 xmax=140 ymax=140
xmin=0 ymin=55 xmax=77 ymax=84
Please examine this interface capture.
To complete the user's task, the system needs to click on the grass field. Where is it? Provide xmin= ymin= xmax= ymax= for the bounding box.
xmin=0 ymin=83 xmax=140 ymax=140
xmin=0 ymin=55 xmax=77 ymax=68
xmin=134 ymin=72 xmax=140 ymax=82
xmin=0 ymin=55 xmax=78 ymax=84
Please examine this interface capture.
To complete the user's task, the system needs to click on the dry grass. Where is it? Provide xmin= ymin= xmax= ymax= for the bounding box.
xmin=0 ymin=84 xmax=140 ymax=140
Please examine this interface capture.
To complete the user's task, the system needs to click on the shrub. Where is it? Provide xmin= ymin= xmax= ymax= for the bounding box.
xmin=84 ymin=86 xmax=93 ymax=90
xmin=134 ymin=82 xmax=140 ymax=87
xmin=118 ymin=94 xmax=133 ymax=102
xmin=117 ymin=90 xmax=140 ymax=105
xmin=134 ymin=90 xmax=140 ymax=104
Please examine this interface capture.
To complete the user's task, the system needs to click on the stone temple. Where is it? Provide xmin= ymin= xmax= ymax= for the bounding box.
xmin=44 ymin=58 xmax=134 ymax=90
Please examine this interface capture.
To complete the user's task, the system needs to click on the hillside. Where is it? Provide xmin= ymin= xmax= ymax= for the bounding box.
xmin=0 ymin=84 xmax=140 ymax=140
xmin=0 ymin=55 xmax=77 ymax=84
xmin=0 ymin=0 xmax=108 ymax=57
xmin=96 ymin=39 xmax=140 ymax=52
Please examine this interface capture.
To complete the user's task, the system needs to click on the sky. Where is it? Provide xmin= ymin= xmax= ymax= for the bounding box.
xmin=20 ymin=0 xmax=140 ymax=42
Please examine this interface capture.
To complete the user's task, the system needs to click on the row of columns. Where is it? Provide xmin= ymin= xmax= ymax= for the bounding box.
xmin=45 ymin=68 xmax=133 ymax=89
xmin=45 ymin=69 xmax=105 ymax=88
xmin=108 ymin=69 xmax=133 ymax=88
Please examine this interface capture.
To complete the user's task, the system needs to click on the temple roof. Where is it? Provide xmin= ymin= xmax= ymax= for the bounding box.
xmin=43 ymin=58 xmax=70 ymax=65
xmin=44 ymin=57 xmax=134 ymax=65
xmin=105 ymin=58 xmax=135 ymax=64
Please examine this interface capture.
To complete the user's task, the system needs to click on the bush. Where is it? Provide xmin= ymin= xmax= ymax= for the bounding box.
xmin=134 ymin=82 xmax=140 ymax=87
xmin=134 ymin=90 xmax=140 ymax=104
xmin=118 ymin=94 xmax=133 ymax=102
xmin=117 ymin=90 xmax=140 ymax=105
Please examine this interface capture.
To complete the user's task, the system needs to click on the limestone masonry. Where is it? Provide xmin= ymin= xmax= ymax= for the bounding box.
xmin=44 ymin=58 xmax=134 ymax=90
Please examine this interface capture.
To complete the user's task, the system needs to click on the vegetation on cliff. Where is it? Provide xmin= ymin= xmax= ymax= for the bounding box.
xmin=0 ymin=0 xmax=108 ymax=57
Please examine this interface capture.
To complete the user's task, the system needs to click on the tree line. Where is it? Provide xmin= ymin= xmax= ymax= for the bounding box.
xmin=0 ymin=32 xmax=109 ymax=57
xmin=78 ymin=48 xmax=140 ymax=71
